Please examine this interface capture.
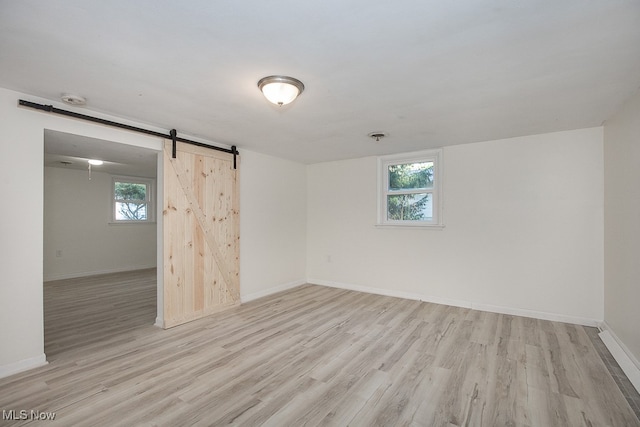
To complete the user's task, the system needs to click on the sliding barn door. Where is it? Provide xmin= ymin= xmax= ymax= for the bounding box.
xmin=163 ymin=140 xmax=239 ymax=328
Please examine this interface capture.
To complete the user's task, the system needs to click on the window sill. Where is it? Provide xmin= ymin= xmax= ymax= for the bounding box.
xmin=375 ymin=223 xmax=445 ymax=230
xmin=108 ymin=221 xmax=157 ymax=226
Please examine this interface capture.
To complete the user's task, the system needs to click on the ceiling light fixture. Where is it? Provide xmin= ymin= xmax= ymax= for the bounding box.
xmin=258 ymin=75 xmax=304 ymax=106
xmin=87 ymin=159 xmax=103 ymax=181
xmin=61 ymin=94 xmax=86 ymax=106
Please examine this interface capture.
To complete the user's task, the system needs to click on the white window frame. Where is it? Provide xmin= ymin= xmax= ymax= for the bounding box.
xmin=377 ymin=149 xmax=443 ymax=228
xmin=111 ymin=175 xmax=155 ymax=223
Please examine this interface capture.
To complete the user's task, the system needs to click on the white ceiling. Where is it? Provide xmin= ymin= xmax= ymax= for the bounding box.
xmin=2 ymin=1 xmax=640 ymax=164
xmin=44 ymin=130 xmax=157 ymax=178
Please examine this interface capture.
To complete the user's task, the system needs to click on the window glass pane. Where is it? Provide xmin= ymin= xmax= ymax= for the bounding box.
xmin=388 ymin=162 xmax=433 ymax=191
xmin=387 ymin=193 xmax=432 ymax=221
xmin=114 ymin=182 xmax=147 ymax=201
xmin=115 ymin=202 xmax=148 ymax=221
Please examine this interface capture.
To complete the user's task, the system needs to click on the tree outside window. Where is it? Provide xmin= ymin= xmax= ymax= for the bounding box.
xmin=378 ymin=149 xmax=442 ymax=227
xmin=387 ymin=162 xmax=433 ymax=221
xmin=112 ymin=177 xmax=154 ymax=222
xmin=115 ymin=182 xmax=148 ymax=220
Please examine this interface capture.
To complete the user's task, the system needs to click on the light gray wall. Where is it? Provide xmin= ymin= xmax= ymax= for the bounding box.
xmin=43 ymin=167 xmax=157 ymax=281
xmin=307 ymin=128 xmax=604 ymax=324
xmin=3 ymin=81 xmax=636 ymax=381
xmin=0 ymin=86 xmax=165 ymax=377
xmin=239 ymin=150 xmax=307 ymax=301
xmin=604 ymin=90 xmax=640 ymax=365
xmin=0 ymin=86 xmax=308 ymax=377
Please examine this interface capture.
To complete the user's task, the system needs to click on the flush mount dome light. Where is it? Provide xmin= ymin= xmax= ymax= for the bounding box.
xmin=258 ymin=75 xmax=304 ymax=106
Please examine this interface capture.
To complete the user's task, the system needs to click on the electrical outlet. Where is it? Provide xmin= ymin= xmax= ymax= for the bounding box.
xmin=55 ymin=249 xmax=63 ymax=258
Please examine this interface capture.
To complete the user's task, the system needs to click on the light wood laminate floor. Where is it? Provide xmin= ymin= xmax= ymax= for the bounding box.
xmin=0 ymin=269 xmax=638 ymax=426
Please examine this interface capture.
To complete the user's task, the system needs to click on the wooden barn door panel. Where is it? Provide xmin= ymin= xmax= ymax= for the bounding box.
xmin=163 ymin=140 xmax=239 ymax=328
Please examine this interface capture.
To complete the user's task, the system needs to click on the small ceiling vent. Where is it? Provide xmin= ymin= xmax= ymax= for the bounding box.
xmin=368 ymin=132 xmax=387 ymax=142
xmin=61 ymin=94 xmax=86 ymax=106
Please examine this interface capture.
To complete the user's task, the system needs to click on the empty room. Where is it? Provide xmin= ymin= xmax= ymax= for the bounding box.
xmin=1 ymin=1 xmax=639 ymax=426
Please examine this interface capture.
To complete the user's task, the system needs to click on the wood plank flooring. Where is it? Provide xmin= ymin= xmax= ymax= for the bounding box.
xmin=43 ymin=269 xmax=157 ymax=359
xmin=0 ymin=270 xmax=638 ymax=426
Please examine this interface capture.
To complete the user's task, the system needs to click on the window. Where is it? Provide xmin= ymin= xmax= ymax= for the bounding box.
xmin=112 ymin=176 xmax=155 ymax=223
xmin=378 ymin=149 xmax=443 ymax=227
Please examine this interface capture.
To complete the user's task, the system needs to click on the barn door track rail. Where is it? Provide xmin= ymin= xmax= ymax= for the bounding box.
xmin=18 ymin=99 xmax=238 ymax=168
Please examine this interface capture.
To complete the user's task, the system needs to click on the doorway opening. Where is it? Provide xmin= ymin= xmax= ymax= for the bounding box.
xmin=43 ymin=129 xmax=162 ymax=358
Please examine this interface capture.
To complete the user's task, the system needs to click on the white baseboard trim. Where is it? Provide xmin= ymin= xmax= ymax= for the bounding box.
xmin=154 ymin=317 xmax=164 ymax=328
xmin=307 ymin=279 xmax=600 ymax=327
xmin=470 ymin=301 xmax=599 ymax=327
xmin=309 ymin=278 xmax=470 ymax=308
xmin=44 ymin=264 xmax=157 ymax=282
xmin=599 ymin=322 xmax=640 ymax=394
xmin=0 ymin=354 xmax=48 ymax=379
xmin=241 ymin=279 xmax=306 ymax=303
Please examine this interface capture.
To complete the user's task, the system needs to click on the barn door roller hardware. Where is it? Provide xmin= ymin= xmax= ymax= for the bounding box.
xmin=170 ymin=129 xmax=177 ymax=159
xmin=18 ymin=99 xmax=239 ymax=168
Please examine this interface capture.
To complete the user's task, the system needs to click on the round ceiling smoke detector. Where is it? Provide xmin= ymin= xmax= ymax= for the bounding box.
xmin=61 ymin=94 xmax=86 ymax=106
xmin=368 ymin=132 xmax=387 ymax=142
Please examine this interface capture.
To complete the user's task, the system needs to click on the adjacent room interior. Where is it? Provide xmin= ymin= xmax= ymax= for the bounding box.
xmin=43 ymin=130 xmax=159 ymax=356
xmin=1 ymin=1 xmax=639 ymax=425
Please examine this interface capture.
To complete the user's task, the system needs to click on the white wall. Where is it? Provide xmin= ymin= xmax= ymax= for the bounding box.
xmin=604 ymin=90 xmax=640 ymax=366
xmin=0 ymin=86 xmax=309 ymax=377
xmin=0 ymin=82 xmax=610 ymax=380
xmin=0 ymin=87 xmax=166 ymax=377
xmin=239 ymin=150 xmax=307 ymax=301
xmin=308 ymin=128 xmax=604 ymax=324
xmin=43 ymin=167 xmax=157 ymax=281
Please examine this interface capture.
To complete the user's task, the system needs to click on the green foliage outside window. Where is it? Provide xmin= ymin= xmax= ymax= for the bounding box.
xmin=387 ymin=162 xmax=433 ymax=221
xmin=115 ymin=182 xmax=148 ymax=220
